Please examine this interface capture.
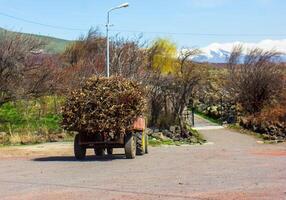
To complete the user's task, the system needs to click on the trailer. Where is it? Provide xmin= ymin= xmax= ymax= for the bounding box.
xmin=74 ymin=117 xmax=148 ymax=160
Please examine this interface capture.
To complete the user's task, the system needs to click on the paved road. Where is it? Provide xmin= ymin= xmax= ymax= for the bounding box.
xmin=0 ymin=116 xmax=285 ymax=200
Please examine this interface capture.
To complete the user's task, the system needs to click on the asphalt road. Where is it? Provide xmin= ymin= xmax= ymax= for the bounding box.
xmin=0 ymin=116 xmax=285 ymax=200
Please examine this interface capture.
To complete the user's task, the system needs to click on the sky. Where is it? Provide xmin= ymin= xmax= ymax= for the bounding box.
xmin=0 ymin=0 xmax=286 ymax=50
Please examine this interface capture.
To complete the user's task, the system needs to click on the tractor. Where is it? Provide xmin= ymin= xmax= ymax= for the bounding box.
xmin=74 ymin=117 xmax=148 ymax=160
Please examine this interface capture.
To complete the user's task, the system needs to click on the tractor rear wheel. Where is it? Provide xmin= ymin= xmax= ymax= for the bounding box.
xmin=74 ymin=134 xmax=86 ymax=160
xmin=107 ymin=148 xmax=113 ymax=155
xmin=145 ymin=134 xmax=149 ymax=154
xmin=94 ymin=148 xmax=105 ymax=156
xmin=125 ymin=133 xmax=136 ymax=159
xmin=136 ymin=132 xmax=146 ymax=155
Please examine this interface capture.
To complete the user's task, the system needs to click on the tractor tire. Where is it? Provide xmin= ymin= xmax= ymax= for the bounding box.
xmin=74 ymin=134 xmax=86 ymax=160
xmin=94 ymin=148 xmax=105 ymax=156
xmin=145 ymin=134 xmax=149 ymax=154
xmin=136 ymin=132 xmax=145 ymax=156
xmin=125 ymin=133 xmax=136 ymax=159
xmin=107 ymin=148 xmax=113 ymax=155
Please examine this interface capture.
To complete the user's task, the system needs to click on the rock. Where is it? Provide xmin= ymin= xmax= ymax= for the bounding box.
xmin=252 ymin=125 xmax=258 ymax=132
xmin=262 ymin=134 xmax=270 ymax=140
xmin=259 ymin=123 xmax=268 ymax=133
xmin=48 ymin=135 xmax=59 ymax=142
xmin=153 ymin=128 xmax=160 ymax=133
xmin=0 ymin=132 xmax=7 ymax=137
xmin=276 ymin=122 xmax=284 ymax=129
xmin=189 ymin=137 xmax=198 ymax=144
xmin=268 ymin=125 xmax=276 ymax=131
xmin=270 ymin=135 xmax=278 ymax=140
xmin=57 ymin=133 xmax=66 ymax=139
xmin=169 ymin=126 xmax=177 ymax=133
xmin=276 ymin=136 xmax=285 ymax=142
xmin=0 ymin=132 xmax=7 ymax=140
xmin=152 ymin=132 xmax=165 ymax=140
xmin=145 ymin=128 xmax=153 ymax=136
xmin=222 ymin=121 xmax=228 ymax=125
xmin=162 ymin=130 xmax=173 ymax=138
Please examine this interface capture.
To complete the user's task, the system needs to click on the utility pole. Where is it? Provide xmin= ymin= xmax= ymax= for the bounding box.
xmin=106 ymin=3 xmax=129 ymax=78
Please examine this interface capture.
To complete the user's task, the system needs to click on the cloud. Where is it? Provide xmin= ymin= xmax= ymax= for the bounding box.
xmin=201 ymin=39 xmax=286 ymax=53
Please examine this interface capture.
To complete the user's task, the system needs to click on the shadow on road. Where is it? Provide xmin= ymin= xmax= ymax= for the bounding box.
xmin=32 ymin=154 xmax=126 ymax=162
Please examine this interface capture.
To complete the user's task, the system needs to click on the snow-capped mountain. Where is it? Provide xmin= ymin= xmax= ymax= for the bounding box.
xmin=192 ymin=48 xmax=231 ymax=63
xmin=192 ymin=40 xmax=286 ymax=63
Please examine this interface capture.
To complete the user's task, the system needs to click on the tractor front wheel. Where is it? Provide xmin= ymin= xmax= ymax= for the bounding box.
xmin=94 ymin=148 xmax=105 ymax=156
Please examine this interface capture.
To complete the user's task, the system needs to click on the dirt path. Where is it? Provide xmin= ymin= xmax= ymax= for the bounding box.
xmin=0 ymin=116 xmax=285 ymax=200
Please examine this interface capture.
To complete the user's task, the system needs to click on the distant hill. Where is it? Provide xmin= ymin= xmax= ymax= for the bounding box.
xmin=0 ymin=28 xmax=71 ymax=54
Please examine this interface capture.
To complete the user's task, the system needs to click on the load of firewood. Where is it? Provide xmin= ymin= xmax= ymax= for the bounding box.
xmin=61 ymin=76 xmax=146 ymax=138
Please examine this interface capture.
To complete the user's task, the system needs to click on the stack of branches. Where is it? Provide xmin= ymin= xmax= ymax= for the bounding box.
xmin=61 ymin=76 xmax=146 ymax=139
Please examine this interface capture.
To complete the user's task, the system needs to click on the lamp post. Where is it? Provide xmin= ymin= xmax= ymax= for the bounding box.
xmin=106 ymin=3 xmax=129 ymax=78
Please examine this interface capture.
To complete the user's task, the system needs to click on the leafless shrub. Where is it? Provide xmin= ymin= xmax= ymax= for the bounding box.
xmin=227 ymin=46 xmax=284 ymax=114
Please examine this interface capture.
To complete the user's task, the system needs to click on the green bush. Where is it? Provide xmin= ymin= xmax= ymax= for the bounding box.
xmin=0 ymin=96 xmax=63 ymax=134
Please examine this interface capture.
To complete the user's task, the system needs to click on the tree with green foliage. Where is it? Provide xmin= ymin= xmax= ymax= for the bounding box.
xmin=147 ymin=38 xmax=178 ymax=74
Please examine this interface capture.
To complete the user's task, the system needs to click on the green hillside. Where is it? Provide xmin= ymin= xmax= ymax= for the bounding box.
xmin=0 ymin=28 xmax=71 ymax=53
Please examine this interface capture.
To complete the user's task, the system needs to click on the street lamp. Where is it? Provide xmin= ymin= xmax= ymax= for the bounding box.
xmin=106 ymin=3 xmax=129 ymax=77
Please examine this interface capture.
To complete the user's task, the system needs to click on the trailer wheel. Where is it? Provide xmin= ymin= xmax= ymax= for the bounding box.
xmin=107 ymin=148 xmax=113 ymax=155
xmin=125 ymin=133 xmax=136 ymax=159
xmin=74 ymin=134 xmax=86 ymax=160
xmin=136 ymin=132 xmax=145 ymax=155
xmin=145 ymin=134 xmax=149 ymax=154
xmin=94 ymin=148 xmax=105 ymax=156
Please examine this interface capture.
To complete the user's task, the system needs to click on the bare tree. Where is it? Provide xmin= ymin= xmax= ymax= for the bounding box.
xmin=165 ymin=50 xmax=207 ymax=135
xmin=0 ymin=30 xmax=45 ymax=106
xmin=62 ymin=29 xmax=148 ymax=89
xmin=62 ymin=28 xmax=106 ymax=74
xmin=110 ymin=34 xmax=147 ymax=79
xmin=145 ymin=48 xmax=208 ymax=135
xmin=23 ymin=54 xmax=62 ymax=97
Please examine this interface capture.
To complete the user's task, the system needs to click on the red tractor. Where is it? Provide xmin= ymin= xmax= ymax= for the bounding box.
xmin=74 ymin=117 xmax=148 ymax=160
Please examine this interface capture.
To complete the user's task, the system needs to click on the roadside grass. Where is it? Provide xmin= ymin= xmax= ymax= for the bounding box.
xmin=0 ymin=96 xmax=67 ymax=146
xmin=227 ymin=124 xmax=284 ymax=144
xmin=0 ymin=97 xmax=64 ymax=133
xmin=0 ymin=132 xmax=74 ymax=147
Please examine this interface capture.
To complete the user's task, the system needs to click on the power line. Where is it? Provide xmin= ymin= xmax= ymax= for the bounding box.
xmin=0 ymin=12 xmax=87 ymax=31
xmin=1 ymin=11 xmax=286 ymax=37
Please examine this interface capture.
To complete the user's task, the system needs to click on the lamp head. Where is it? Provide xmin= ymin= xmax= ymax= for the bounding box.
xmin=118 ymin=3 xmax=129 ymax=8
